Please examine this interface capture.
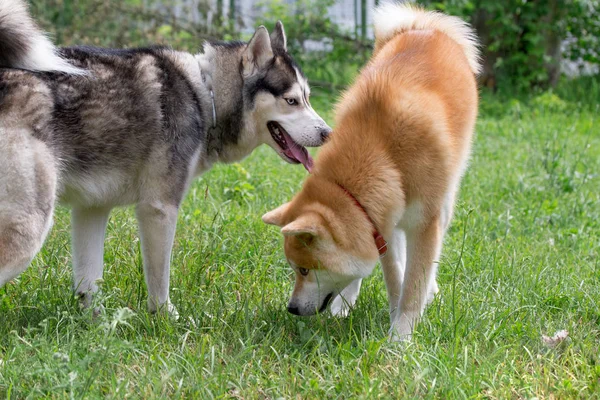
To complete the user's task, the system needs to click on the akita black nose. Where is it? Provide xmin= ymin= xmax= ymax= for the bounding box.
xmin=287 ymin=304 xmax=301 ymax=315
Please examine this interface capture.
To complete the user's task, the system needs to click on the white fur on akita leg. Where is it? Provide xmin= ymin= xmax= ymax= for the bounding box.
xmin=330 ymin=278 xmax=362 ymax=317
xmin=390 ymin=311 xmax=420 ymax=341
xmin=71 ymin=207 xmax=111 ymax=307
xmin=426 ymin=279 xmax=439 ymax=305
xmin=136 ymin=201 xmax=179 ymax=318
xmin=380 ymin=230 xmax=407 ymax=323
xmin=390 ymin=220 xmax=442 ymax=341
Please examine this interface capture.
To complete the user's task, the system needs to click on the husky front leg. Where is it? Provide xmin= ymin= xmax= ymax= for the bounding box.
xmin=136 ymin=201 xmax=179 ymax=316
xmin=72 ymin=207 xmax=111 ymax=307
xmin=391 ymin=218 xmax=441 ymax=341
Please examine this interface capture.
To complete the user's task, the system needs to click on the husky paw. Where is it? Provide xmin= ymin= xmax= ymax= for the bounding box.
xmin=77 ymin=292 xmax=93 ymax=309
xmin=166 ymin=302 xmax=180 ymax=320
xmin=148 ymin=299 xmax=180 ymax=320
xmin=76 ymin=291 xmax=105 ymax=318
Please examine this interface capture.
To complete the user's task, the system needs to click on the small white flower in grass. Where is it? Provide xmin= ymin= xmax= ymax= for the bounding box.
xmin=542 ymin=329 xmax=569 ymax=347
xmin=53 ymin=352 xmax=69 ymax=363
xmin=103 ymin=307 xmax=136 ymax=334
xmin=187 ymin=316 xmax=198 ymax=329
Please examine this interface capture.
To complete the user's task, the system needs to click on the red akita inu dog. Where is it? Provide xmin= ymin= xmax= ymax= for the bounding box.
xmin=263 ymin=4 xmax=481 ymax=340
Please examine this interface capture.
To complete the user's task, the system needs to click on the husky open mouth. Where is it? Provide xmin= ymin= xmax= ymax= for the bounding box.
xmin=267 ymin=121 xmax=313 ymax=172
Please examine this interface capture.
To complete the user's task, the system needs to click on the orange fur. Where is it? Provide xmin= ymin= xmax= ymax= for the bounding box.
xmin=264 ymin=6 xmax=479 ymax=339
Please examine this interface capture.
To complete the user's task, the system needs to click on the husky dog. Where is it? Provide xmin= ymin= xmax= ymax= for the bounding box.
xmin=263 ymin=4 xmax=480 ymax=340
xmin=0 ymin=0 xmax=331 ymax=314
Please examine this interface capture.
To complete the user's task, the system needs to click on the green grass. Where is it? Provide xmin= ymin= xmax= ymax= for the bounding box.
xmin=1 ymin=83 xmax=599 ymax=399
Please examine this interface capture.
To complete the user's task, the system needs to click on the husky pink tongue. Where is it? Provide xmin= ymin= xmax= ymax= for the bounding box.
xmin=282 ymin=131 xmax=314 ymax=172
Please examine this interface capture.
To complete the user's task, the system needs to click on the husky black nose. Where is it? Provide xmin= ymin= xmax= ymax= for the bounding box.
xmin=320 ymin=127 xmax=332 ymax=143
xmin=287 ymin=304 xmax=301 ymax=315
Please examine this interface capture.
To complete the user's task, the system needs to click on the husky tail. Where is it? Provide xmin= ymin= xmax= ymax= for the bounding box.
xmin=373 ymin=3 xmax=481 ymax=75
xmin=0 ymin=0 xmax=84 ymax=74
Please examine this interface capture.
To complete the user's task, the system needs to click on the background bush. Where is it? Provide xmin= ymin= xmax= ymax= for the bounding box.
xmin=422 ymin=0 xmax=600 ymax=91
xmin=30 ymin=0 xmax=600 ymax=92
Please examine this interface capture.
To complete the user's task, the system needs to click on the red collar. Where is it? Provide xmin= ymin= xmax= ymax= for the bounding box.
xmin=336 ymin=183 xmax=388 ymax=257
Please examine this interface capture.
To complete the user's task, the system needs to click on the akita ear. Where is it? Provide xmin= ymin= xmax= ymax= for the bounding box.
xmin=280 ymin=214 xmax=322 ymax=238
xmin=262 ymin=202 xmax=291 ymax=226
xmin=243 ymin=26 xmax=274 ymax=77
xmin=270 ymin=21 xmax=287 ymax=52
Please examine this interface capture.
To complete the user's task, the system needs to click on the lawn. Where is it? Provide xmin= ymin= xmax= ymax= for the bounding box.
xmin=0 ymin=84 xmax=599 ymax=398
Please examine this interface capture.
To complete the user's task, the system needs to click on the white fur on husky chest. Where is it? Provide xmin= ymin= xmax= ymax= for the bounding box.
xmin=59 ymin=169 xmax=140 ymax=207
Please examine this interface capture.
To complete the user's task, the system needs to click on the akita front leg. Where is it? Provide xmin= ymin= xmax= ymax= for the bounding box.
xmin=72 ymin=207 xmax=111 ymax=308
xmin=136 ymin=201 xmax=179 ymax=317
xmin=330 ymin=278 xmax=362 ymax=317
xmin=380 ymin=230 xmax=407 ymax=325
xmin=391 ymin=219 xmax=441 ymax=341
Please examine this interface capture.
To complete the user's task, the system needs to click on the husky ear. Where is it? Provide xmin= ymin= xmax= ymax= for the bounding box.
xmin=270 ymin=21 xmax=287 ymax=52
xmin=262 ymin=202 xmax=291 ymax=227
xmin=243 ymin=26 xmax=274 ymax=77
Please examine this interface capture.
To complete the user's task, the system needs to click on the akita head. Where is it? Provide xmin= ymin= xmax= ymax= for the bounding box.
xmin=242 ymin=22 xmax=331 ymax=171
xmin=262 ymin=189 xmax=379 ymax=315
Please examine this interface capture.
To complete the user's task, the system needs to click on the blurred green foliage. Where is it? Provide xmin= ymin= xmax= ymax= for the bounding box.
xmin=29 ymin=0 xmax=599 ymax=91
xmin=30 ymin=0 xmax=236 ymax=51
xmin=423 ymin=0 xmax=600 ymax=91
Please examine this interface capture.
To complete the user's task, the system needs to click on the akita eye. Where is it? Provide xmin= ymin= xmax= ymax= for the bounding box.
xmin=298 ymin=267 xmax=309 ymax=276
xmin=285 ymin=98 xmax=298 ymax=106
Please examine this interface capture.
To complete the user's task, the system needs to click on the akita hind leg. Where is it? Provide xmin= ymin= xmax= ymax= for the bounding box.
xmin=391 ymin=218 xmax=443 ymax=341
xmin=0 ymin=133 xmax=57 ymax=286
xmin=425 ymin=189 xmax=460 ymax=306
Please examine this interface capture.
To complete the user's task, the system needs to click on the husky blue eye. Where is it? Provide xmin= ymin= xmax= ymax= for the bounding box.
xmin=286 ymin=98 xmax=298 ymax=106
xmin=298 ymin=267 xmax=309 ymax=276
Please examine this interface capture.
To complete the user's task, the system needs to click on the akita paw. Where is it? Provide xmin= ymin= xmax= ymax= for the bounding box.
xmin=330 ymin=295 xmax=353 ymax=318
xmin=389 ymin=313 xmax=418 ymax=342
xmin=389 ymin=324 xmax=413 ymax=342
xmin=426 ymin=280 xmax=439 ymax=305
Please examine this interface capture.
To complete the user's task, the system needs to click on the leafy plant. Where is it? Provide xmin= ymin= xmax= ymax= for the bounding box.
xmin=422 ymin=0 xmax=600 ymax=90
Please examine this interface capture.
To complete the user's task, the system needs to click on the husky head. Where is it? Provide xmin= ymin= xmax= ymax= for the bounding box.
xmin=242 ymin=22 xmax=331 ymax=171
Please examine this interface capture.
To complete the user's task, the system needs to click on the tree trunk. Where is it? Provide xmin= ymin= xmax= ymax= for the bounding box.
xmin=472 ymin=7 xmax=496 ymax=90
xmin=361 ymin=0 xmax=367 ymax=40
xmin=216 ymin=0 xmax=223 ymax=27
xmin=229 ymin=0 xmax=235 ymax=32
xmin=354 ymin=0 xmax=359 ymax=39
xmin=543 ymin=0 xmax=563 ymax=88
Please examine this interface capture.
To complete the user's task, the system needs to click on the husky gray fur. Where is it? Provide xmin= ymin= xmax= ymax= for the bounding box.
xmin=0 ymin=0 xmax=331 ymax=315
